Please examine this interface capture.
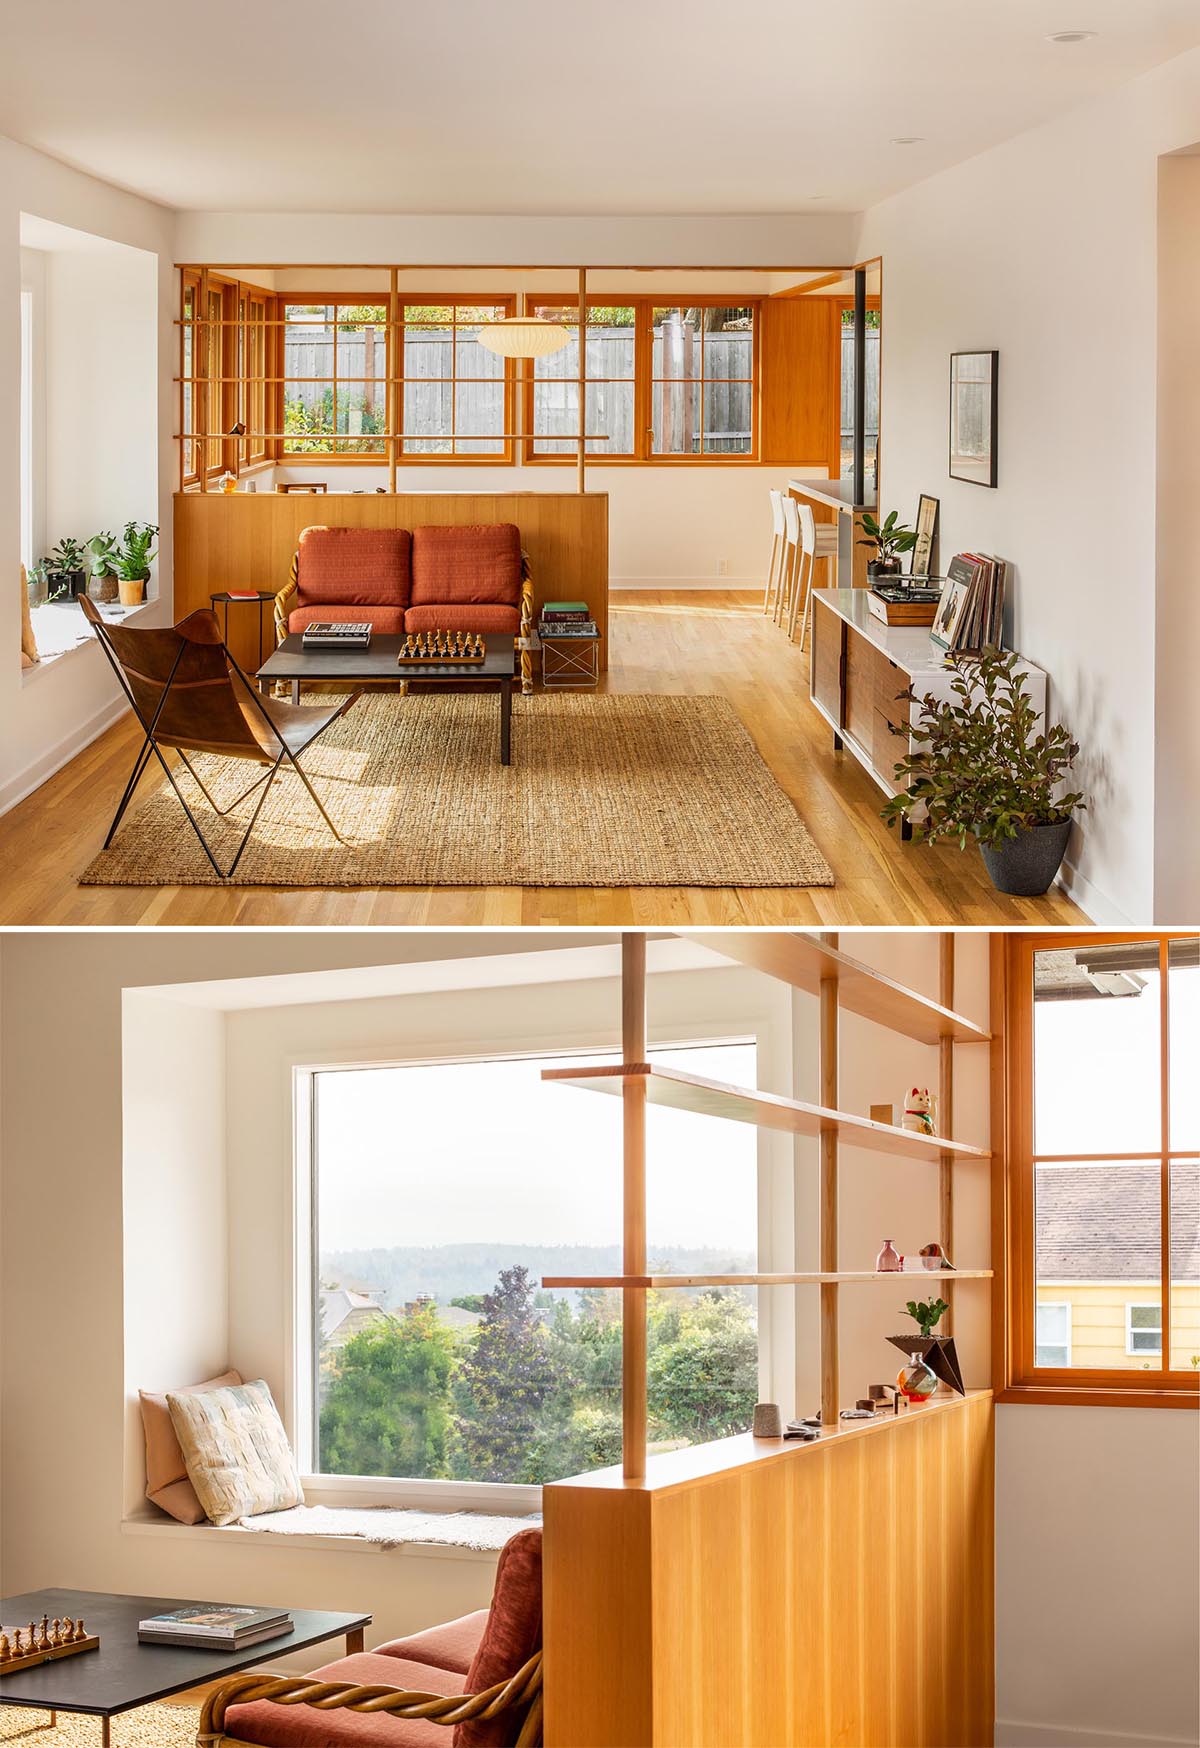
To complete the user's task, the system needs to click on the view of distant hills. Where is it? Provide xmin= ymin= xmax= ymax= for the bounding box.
xmin=321 ymin=1242 xmax=756 ymax=1308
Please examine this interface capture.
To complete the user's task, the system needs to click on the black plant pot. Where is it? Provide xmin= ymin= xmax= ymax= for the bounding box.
xmin=979 ymin=819 xmax=1072 ymax=897
xmin=867 ymin=558 xmax=902 ymax=581
xmin=47 ymin=569 xmax=86 ymax=601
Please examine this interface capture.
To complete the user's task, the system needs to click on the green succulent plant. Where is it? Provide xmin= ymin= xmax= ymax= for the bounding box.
xmin=881 ymin=646 xmax=1086 ymax=852
xmin=110 ymin=521 xmax=159 ymax=582
xmin=903 ymin=1298 xmax=950 ymax=1338
xmin=86 ymin=531 xmax=119 ymax=578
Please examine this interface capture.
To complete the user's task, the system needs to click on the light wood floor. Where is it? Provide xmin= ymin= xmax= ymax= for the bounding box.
xmin=0 ymin=592 xmax=1083 ymax=926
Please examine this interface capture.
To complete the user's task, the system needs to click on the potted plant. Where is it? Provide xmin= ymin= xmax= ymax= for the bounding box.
xmin=111 ymin=521 xmax=159 ymax=607
xmin=886 ymin=1296 xmax=965 ymax=1394
xmin=858 ymin=510 xmax=918 ymax=580
xmin=881 ymin=645 xmax=1086 ymax=897
xmin=85 ymin=531 xmax=120 ymax=604
xmin=42 ymin=537 xmax=88 ymax=601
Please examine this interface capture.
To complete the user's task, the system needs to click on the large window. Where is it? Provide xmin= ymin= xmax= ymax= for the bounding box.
xmin=400 ymin=300 xmax=512 ymax=456
xmin=529 ymin=298 xmax=758 ymax=462
xmin=1003 ymin=934 xmax=1200 ymax=1405
xmin=283 ymin=301 xmax=390 ymax=456
xmin=304 ymin=1040 xmax=759 ymax=1488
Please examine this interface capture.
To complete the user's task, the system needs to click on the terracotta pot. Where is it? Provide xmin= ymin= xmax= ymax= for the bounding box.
xmin=118 ymin=578 xmax=146 ymax=607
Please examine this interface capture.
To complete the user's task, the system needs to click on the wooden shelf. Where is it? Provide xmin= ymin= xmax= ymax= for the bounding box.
xmin=543 ymin=1270 xmax=994 ymax=1289
xmin=680 ymin=931 xmax=990 ymax=1046
xmin=540 ymin=1062 xmax=991 ymax=1161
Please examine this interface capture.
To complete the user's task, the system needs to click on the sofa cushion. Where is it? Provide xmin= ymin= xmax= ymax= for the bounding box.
xmin=409 ymin=526 xmax=521 ymax=609
xmin=224 ymin=1652 xmax=464 ymax=1748
xmin=403 ymin=604 xmax=519 ymax=636
xmin=166 ymin=1378 xmax=303 ymax=1526
xmin=456 ymin=1528 xmax=542 ymax=1748
xmin=139 ymin=1369 xmax=243 ymax=1525
xmin=289 ymin=603 xmax=409 ymax=637
xmin=296 ymin=527 xmax=412 ymax=609
xmin=375 ymin=1611 xmax=488 ymax=1676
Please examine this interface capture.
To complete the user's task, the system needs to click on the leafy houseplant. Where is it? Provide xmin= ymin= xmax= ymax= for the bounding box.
xmin=85 ymin=531 xmax=120 ymax=604
xmin=858 ymin=510 xmax=918 ymax=579
xmin=881 ymin=645 xmax=1086 ymax=897
xmin=903 ymin=1298 xmax=949 ymax=1338
xmin=111 ymin=521 xmax=159 ymax=606
xmin=42 ymin=537 xmax=88 ymax=601
xmin=886 ymin=1295 xmax=965 ymax=1393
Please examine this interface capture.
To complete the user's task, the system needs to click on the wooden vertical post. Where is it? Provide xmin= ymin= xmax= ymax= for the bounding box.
xmin=621 ymin=932 xmax=648 ymax=1481
xmin=939 ymin=934 xmax=955 ymax=1333
xmin=577 ymin=266 xmax=587 ymax=496
xmin=819 ymin=931 xmax=839 ymax=1428
xmin=388 ymin=267 xmax=399 ymax=494
xmin=198 ymin=268 xmax=210 ymax=491
xmin=1159 ymin=936 xmax=1172 ymax=1375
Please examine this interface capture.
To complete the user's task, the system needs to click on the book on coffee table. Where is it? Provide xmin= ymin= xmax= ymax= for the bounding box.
xmin=137 ymin=1605 xmax=291 ymax=1649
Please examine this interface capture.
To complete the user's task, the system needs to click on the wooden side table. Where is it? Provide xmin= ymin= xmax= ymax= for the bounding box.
xmin=539 ymin=629 xmax=600 ymax=689
xmin=210 ymin=591 xmax=276 ymax=666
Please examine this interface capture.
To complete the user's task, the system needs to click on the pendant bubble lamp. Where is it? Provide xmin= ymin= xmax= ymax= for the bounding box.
xmin=476 ymin=315 xmax=571 ymax=358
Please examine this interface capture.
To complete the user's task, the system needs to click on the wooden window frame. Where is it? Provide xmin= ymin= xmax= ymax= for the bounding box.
xmin=524 ymin=296 xmax=761 ymax=466
xmin=993 ymin=931 xmax=1199 ymax=1410
xmin=278 ymin=294 xmax=393 ymax=464
xmin=275 ymin=293 xmax=517 ymax=467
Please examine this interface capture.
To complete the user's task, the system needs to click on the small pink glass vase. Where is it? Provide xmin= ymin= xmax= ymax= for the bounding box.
xmin=875 ymin=1238 xmax=902 ymax=1272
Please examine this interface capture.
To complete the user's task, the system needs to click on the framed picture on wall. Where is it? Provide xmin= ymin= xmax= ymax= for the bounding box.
xmin=949 ymin=351 xmax=998 ymax=487
xmin=911 ymin=493 xmax=940 ymax=576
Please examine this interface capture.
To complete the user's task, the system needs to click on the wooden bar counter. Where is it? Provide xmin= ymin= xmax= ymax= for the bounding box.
xmin=543 ymin=1387 xmax=994 ymax=1748
xmin=789 ymin=476 xmax=878 ymax=588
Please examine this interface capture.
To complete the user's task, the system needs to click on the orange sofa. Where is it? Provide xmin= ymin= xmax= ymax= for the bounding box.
xmin=273 ymin=524 xmax=536 ymax=688
xmin=200 ymin=1527 xmax=543 ymax=1748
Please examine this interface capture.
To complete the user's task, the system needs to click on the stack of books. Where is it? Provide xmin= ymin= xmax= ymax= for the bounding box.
xmin=931 ymin=553 xmax=1007 ymax=652
xmin=137 ymin=1605 xmax=293 ymax=1651
xmin=539 ymin=600 xmax=597 ymax=637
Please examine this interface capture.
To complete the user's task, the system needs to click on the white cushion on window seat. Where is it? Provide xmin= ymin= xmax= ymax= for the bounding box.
xmin=238 ymin=1502 xmax=540 ymax=1551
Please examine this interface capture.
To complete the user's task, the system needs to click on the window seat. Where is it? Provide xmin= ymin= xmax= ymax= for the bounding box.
xmin=25 ymin=596 xmax=153 ymax=676
xmin=122 ymin=1504 xmax=539 ymax=1559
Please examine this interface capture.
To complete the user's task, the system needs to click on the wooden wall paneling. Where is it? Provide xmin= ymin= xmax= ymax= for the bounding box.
xmin=172 ymin=491 xmax=609 ymax=673
xmin=760 ymin=296 xmax=840 ymax=470
xmin=544 ymin=1392 xmax=995 ymax=1748
xmin=940 ymin=933 xmax=955 ymax=1332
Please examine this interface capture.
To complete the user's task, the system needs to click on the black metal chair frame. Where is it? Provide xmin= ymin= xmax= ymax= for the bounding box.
xmin=87 ymin=610 xmax=360 ymax=879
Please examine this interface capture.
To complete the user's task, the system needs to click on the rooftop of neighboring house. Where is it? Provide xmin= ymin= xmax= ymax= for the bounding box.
xmin=1036 ymin=1160 xmax=1199 ymax=1281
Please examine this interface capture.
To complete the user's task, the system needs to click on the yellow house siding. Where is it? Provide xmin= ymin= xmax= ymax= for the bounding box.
xmin=1037 ymin=1282 xmax=1200 ymax=1371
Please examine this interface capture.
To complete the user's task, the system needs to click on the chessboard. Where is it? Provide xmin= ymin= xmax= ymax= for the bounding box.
xmin=0 ymin=1614 xmax=99 ymax=1673
xmin=397 ymin=630 xmax=486 ymax=665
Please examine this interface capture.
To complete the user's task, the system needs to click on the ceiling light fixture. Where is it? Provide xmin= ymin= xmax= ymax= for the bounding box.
xmin=890 ymin=136 xmax=924 ymax=146
xmin=1046 ymin=30 xmax=1097 ymax=43
xmin=476 ymin=315 xmax=570 ymax=359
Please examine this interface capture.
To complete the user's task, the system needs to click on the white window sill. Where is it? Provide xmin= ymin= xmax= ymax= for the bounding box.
xmin=23 ymin=597 xmax=157 ymax=683
xmin=120 ymin=1510 xmax=511 ymax=1563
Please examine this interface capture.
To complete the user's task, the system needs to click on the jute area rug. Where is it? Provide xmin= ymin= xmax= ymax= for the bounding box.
xmin=80 ymin=692 xmax=833 ymax=889
xmin=0 ymin=1704 xmax=200 ymax=1744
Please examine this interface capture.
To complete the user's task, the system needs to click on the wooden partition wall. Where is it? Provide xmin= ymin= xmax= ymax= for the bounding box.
xmin=544 ymin=1389 xmax=994 ymax=1748
xmin=172 ymin=490 xmax=609 ymax=674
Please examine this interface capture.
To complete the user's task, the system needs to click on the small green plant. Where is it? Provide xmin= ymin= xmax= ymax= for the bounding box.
xmin=903 ymin=1297 xmax=949 ymax=1338
xmin=110 ymin=521 xmax=159 ymax=582
xmin=40 ymin=538 xmax=88 ymax=599
xmin=86 ymin=531 xmax=119 ymax=579
xmin=858 ymin=510 xmax=918 ymax=567
xmin=881 ymin=645 xmax=1086 ymax=851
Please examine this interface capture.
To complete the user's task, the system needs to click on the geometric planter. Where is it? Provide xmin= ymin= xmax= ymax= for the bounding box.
xmin=886 ymin=1332 xmax=965 ymax=1395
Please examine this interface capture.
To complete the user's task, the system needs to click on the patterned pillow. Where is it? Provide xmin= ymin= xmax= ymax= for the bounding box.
xmin=167 ymin=1379 xmax=304 ymax=1526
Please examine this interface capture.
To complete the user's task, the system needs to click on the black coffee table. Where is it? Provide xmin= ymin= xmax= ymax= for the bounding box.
xmin=256 ymin=635 xmax=516 ymax=764
xmin=0 ymin=1587 xmax=371 ymax=1743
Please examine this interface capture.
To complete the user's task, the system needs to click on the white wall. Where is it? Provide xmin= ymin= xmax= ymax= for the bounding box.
xmin=0 ymin=133 xmax=177 ymax=814
xmin=995 ymin=1405 xmax=1200 ymax=1748
xmin=1154 ymin=153 xmax=1200 ymax=926
xmin=854 ymin=47 xmax=1200 ymax=927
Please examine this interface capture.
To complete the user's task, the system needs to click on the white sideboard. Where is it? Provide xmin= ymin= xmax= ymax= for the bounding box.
xmin=809 ymin=588 xmax=1048 ymax=840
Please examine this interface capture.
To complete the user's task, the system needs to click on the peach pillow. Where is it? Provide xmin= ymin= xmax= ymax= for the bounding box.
xmin=140 ymin=1369 xmax=242 ymax=1523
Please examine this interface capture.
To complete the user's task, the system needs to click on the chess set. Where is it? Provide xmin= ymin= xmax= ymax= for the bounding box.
xmin=396 ymin=630 xmax=486 ymax=665
xmin=0 ymin=1614 xmax=99 ymax=1673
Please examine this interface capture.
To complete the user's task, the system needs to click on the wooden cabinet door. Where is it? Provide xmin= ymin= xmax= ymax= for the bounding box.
xmin=811 ymin=597 xmax=843 ymax=720
xmin=843 ymin=627 xmax=877 ymax=748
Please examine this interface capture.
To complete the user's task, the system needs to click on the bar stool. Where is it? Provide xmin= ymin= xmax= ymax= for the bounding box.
xmin=775 ymin=493 xmax=803 ymax=628
xmin=762 ymin=489 xmax=786 ymax=617
xmin=790 ymin=501 xmax=839 ymax=649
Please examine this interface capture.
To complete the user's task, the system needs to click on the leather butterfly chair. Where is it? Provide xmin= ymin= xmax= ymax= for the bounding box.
xmin=81 ymin=598 xmax=361 ymax=879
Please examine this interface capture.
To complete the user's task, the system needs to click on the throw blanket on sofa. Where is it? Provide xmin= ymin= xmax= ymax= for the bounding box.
xmin=238 ymin=1502 xmax=541 ymax=1552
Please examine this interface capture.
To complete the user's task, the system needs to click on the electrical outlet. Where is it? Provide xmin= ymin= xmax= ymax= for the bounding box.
xmin=717 ymin=557 xmax=728 ymax=576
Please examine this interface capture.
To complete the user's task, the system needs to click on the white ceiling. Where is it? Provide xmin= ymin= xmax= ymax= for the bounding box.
xmin=3 ymin=0 xmax=1198 ymax=216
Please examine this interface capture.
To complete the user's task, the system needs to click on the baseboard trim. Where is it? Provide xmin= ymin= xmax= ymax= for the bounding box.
xmin=996 ymin=1718 xmax=1199 ymax=1747
xmin=0 ymin=694 xmax=128 ymax=817
xmin=610 ymin=578 xmax=761 ymax=590
xmin=1054 ymin=857 xmax=1133 ymax=927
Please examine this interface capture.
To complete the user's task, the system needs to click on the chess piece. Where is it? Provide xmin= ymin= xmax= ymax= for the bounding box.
xmin=39 ymin=1616 xmax=50 ymax=1650
xmin=12 ymin=1629 xmax=23 ymax=1656
xmin=61 ymin=1618 xmax=73 ymax=1643
xmin=73 ymin=1619 xmax=87 ymax=1641
xmin=0 ymin=1631 xmax=10 ymax=1661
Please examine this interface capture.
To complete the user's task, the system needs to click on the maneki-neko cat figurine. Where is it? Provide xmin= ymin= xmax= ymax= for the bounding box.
xmin=901 ymin=1087 xmax=937 ymax=1136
